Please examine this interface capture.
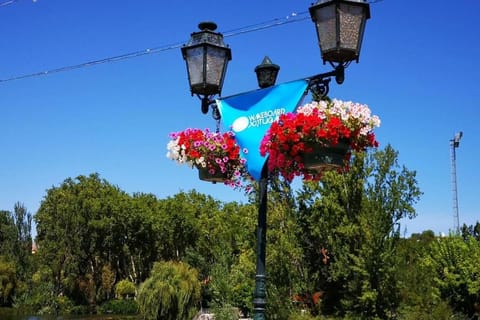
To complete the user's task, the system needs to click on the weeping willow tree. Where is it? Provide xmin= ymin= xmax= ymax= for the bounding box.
xmin=137 ymin=261 xmax=201 ymax=320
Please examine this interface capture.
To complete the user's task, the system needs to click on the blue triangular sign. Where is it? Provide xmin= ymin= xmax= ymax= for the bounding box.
xmin=216 ymin=79 xmax=308 ymax=180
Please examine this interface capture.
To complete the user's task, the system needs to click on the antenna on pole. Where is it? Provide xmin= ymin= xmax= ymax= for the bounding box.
xmin=450 ymin=131 xmax=462 ymax=234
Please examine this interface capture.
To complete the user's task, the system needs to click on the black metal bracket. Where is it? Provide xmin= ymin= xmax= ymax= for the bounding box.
xmin=196 ymin=64 xmax=346 ymax=121
xmin=197 ymin=94 xmax=221 ymax=128
xmin=199 ymin=94 xmax=215 ymax=114
xmin=306 ymin=65 xmax=345 ymax=99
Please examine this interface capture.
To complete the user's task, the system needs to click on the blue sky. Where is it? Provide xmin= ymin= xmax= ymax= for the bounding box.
xmin=1 ymin=0 xmax=479 ymax=236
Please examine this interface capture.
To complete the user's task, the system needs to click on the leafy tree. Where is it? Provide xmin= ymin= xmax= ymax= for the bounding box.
xmin=296 ymin=145 xmax=421 ymax=318
xmin=155 ymin=190 xmax=223 ymax=263
xmin=423 ymin=235 xmax=480 ymax=318
xmin=265 ymin=177 xmax=305 ymax=319
xmin=0 ymin=204 xmax=33 ymax=305
xmin=137 ymin=261 xmax=201 ymax=320
xmin=396 ymin=230 xmax=446 ymax=318
xmin=35 ymin=173 xmax=156 ymax=306
xmin=0 ymin=210 xmax=16 ymax=258
xmin=11 ymin=202 xmax=33 ymax=279
xmin=0 ymin=256 xmax=16 ymax=306
xmin=461 ymin=221 xmax=480 ymax=241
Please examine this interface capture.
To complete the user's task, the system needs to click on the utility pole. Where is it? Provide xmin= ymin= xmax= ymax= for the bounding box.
xmin=450 ymin=131 xmax=462 ymax=234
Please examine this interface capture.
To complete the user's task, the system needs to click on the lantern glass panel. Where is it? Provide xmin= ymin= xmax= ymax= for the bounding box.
xmin=206 ymin=46 xmax=228 ymax=87
xmin=184 ymin=46 xmax=205 ymax=88
xmin=312 ymin=4 xmax=337 ymax=53
xmin=338 ymin=3 xmax=363 ymax=52
xmin=257 ymin=69 xmax=278 ymax=88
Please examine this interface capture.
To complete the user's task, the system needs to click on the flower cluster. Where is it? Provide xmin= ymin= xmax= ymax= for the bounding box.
xmin=167 ymin=128 xmax=247 ymax=188
xmin=260 ymin=99 xmax=380 ymax=181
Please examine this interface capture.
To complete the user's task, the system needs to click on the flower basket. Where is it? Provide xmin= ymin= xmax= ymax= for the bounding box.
xmin=303 ymin=138 xmax=350 ymax=172
xmin=198 ymin=167 xmax=230 ymax=183
xmin=167 ymin=128 xmax=246 ymax=188
xmin=260 ymin=99 xmax=380 ymax=182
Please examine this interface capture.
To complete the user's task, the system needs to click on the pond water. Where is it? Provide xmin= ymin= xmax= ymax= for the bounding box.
xmin=0 ymin=309 xmax=137 ymax=320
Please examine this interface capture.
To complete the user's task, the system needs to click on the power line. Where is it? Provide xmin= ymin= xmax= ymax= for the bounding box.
xmin=0 ymin=12 xmax=309 ymax=83
xmin=0 ymin=43 xmax=185 ymax=83
xmin=0 ymin=0 xmax=20 ymax=7
xmin=0 ymin=2 xmax=382 ymax=84
xmin=0 ymin=0 xmax=37 ymax=8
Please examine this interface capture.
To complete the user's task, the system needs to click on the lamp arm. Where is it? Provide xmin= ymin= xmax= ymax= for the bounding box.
xmin=198 ymin=94 xmax=216 ymax=114
xmin=306 ymin=65 xmax=345 ymax=99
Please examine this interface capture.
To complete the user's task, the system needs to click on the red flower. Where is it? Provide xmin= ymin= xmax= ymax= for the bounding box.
xmin=260 ymin=100 xmax=380 ymax=182
xmin=167 ymin=128 xmax=248 ymax=188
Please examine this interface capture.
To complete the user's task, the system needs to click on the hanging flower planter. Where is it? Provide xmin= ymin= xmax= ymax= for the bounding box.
xmin=303 ymin=138 xmax=350 ymax=172
xmin=198 ymin=167 xmax=230 ymax=183
xmin=260 ymin=99 xmax=381 ymax=182
xmin=167 ymin=128 xmax=247 ymax=188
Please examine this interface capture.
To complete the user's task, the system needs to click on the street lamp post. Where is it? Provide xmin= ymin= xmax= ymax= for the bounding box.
xmin=181 ymin=1 xmax=370 ymax=318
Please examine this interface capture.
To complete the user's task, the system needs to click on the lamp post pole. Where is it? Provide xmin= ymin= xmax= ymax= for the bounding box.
xmin=180 ymin=2 xmax=370 ymax=318
xmin=251 ymin=56 xmax=280 ymax=320
xmin=253 ymin=162 xmax=268 ymax=319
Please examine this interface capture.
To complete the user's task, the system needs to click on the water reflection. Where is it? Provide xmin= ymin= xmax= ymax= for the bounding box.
xmin=0 ymin=309 xmax=137 ymax=320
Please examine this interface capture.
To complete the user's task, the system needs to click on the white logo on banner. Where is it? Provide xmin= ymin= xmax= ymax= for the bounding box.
xmin=231 ymin=116 xmax=249 ymax=132
xmin=232 ymin=108 xmax=286 ymax=132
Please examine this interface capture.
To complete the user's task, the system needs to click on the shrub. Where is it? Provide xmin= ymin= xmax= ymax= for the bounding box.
xmin=115 ymin=279 xmax=136 ymax=300
xmin=137 ymin=261 xmax=201 ymax=320
xmin=100 ymin=299 xmax=139 ymax=315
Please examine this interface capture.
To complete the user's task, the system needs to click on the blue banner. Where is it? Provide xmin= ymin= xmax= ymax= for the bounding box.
xmin=216 ymin=79 xmax=308 ymax=180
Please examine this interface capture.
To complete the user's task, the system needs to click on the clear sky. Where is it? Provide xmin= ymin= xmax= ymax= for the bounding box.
xmin=1 ymin=0 xmax=479 ymax=237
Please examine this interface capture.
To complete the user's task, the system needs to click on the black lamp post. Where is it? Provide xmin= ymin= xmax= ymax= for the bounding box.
xmin=251 ymin=56 xmax=279 ymax=319
xmin=181 ymin=1 xmax=369 ymax=318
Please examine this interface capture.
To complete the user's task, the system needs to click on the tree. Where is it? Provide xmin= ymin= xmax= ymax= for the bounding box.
xmin=461 ymin=221 xmax=480 ymax=241
xmin=34 ymin=173 xmax=150 ymax=306
xmin=0 ymin=204 xmax=33 ymax=305
xmin=264 ymin=177 xmax=306 ymax=319
xmin=423 ymin=235 xmax=480 ymax=318
xmin=0 ymin=210 xmax=16 ymax=258
xmin=137 ymin=261 xmax=201 ymax=320
xmin=296 ymin=145 xmax=421 ymax=318
xmin=0 ymin=256 xmax=16 ymax=306
xmin=396 ymin=230 xmax=445 ymax=318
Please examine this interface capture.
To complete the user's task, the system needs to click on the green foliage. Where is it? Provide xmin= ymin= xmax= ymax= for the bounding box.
xmin=461 ymin=221 xmax=480 ymax=241
xmin=211 ymin=304 xmax=240 ymax=320
xmin=35 ymin=174 xmax=158 ymax=306
xmin=265 ymin=177 xmax=305 ymax=320
xmin=115 ymin=279 xmax=136 ymax=300
xmin=296 ymin=146 xmax=421 ymax=319
xmin=287 ymin=312 xmax=323 ymax=320
xmin=100 ymin=265 xmax=115 ymax=300
xmin=0 ymin=256 xmax=16 ymax=306
xmin=396 ymin=231 xmax=440 ymax=316
xmin=99 ymin=299 xmax=139 ymax=315
xmin=423 ymin=235 xmax=480 ymax=318
xmin=0 ymin=203 xmax=33 ymax=307
xmin=13 ymin=280 xmax=74 ymax=315
xmin=208 ymin=247 xmax=255 ymax=316
xmin=0 ymin=211 xmax=16 ymax=259
xmin=137 ymin=261 xmax=201 ymax=320
xmin=10 ymin=165 xmax=479 ymax=319
xmin=398 ymin=300 xmax=459 ymax=320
